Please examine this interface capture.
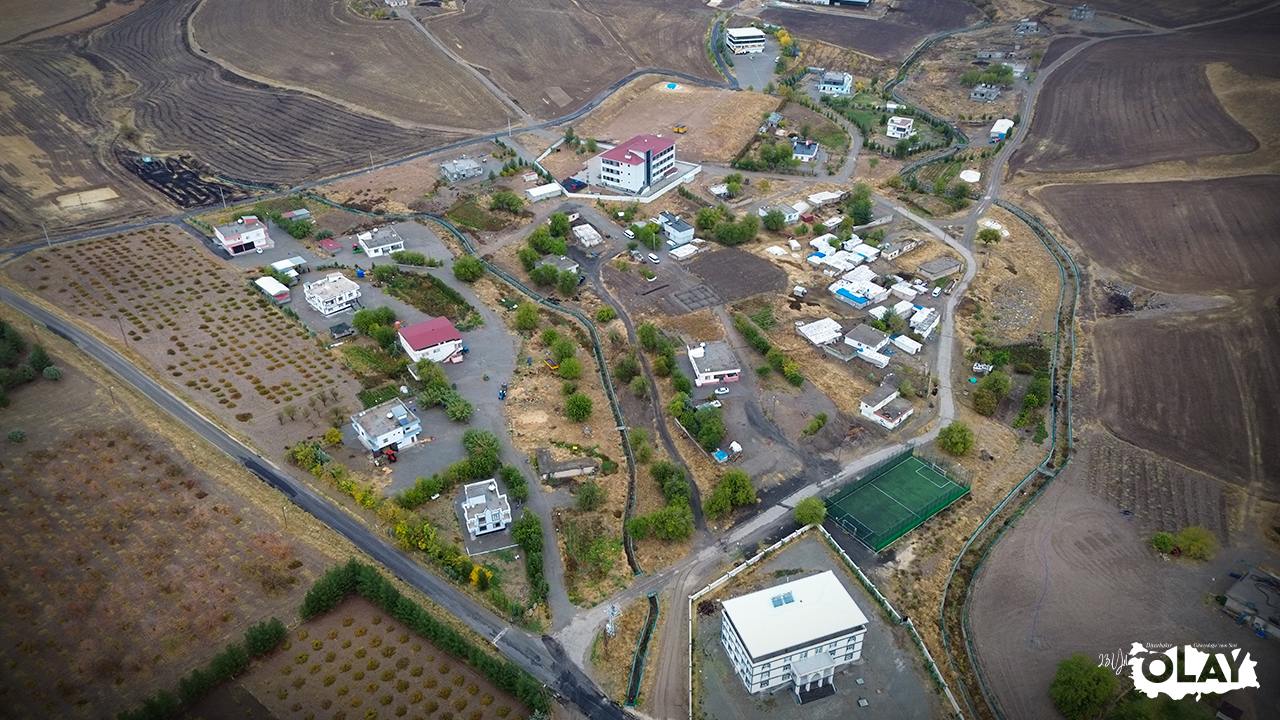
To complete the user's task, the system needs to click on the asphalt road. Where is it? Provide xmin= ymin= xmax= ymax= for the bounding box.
xmin=0 ymin=286 xmax=633 ymax=720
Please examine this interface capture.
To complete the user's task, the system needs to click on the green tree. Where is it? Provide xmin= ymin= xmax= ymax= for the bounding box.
xmin=453 ymin=255 xmax=485 ymax=282
xmin=42 ymin=365 xmax=62 ymax=381
xmin=980 ymin=370 xmax=1011 ymax=399
xmin=938 ymin=421 xmax=975 ymax=456
xmin=763 ymin=210 xmax=786 ymax=231
xmin=978 ymin=228 xmax=1002 ymax=245
xmin=353 ymin=306 xmax=397 ymax=333
xmin=1049 ymin=653 xmax=1119 ymax=720
xmin=557 ymin=356 xmax=582 ymax=380
xmin=565 ymin=393 xmax=593 ymax=421
xmin=489 ymin=191 xmax=524 ymax=213
xmin=885 ymin=310 xmax=908 ymax=336
xmin=530 ymin=263 xmax=559 ymax=286
xmin=630 ymin=376 xmax=649 ymax=398
xmin=637 ymin=322 xmax=659 ymax=350
xmin=27 ymin=345 xmax=52 ymax=371
xmin=552 ymin=337 xmax=576 ymax=362
xmin=556 ymin=270 xmax=579 ymax=297
xmin=575 ymin=481 xmax=605 ymax=512
xmin=898 ymin=379 xmax=916 ymax=398
xmin=444 ymin=394 xmax=474 ymax=422
xmin=650 ymin=503 xmax=694 ymax=541
xmin=517 ymin=246 xmax=541 ymax=271
xmin=591 ymin=305 xmax=616 ymax=323
xmin=515 ymin=304 xmax=540 ymax=332
xmin=973 ymin=387 xmax=999 ymax=416
xmin=548 ymin=212 xmax=570 ymax=238
xmin=695 ymin=206 xmax=721 ymax=232
xmin=795 ymin=497 xmax=826 ymax=526
xmin=512 ymin=510 xmax=543 ymax=551
xmin=726 ymin=180 xmax=743 ymax=197
xmin=720 ymin=468 xmax=756 ymax=506
xmin=1151 ymin=532 xmax=1175 ymax=553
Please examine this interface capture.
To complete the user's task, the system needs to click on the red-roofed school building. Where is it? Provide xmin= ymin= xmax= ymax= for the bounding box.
xmin=587 ymin=135 xmax=677 ymax=195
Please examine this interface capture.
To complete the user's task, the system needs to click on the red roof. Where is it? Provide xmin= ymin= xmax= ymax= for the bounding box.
xmin=600 ymin=135 xmax=674 ymax=166
xmin=318 ymin=238 xmax=341 ymax=251
xmin=398 ymin=317 xmax=461 ymax=350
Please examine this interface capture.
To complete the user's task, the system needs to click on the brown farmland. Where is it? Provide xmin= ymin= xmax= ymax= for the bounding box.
xmin=85 ymin=0 xmax=466 ymax=184
xmin=1094 ymin=303 xmax=1280 ymax=496
xmin=191 ymin=0 xmax=513 ymax=129
xmin=760 ymin=0 xmax=980 ymax=61
xmin=1045 ymin=0 xmax=1273 ymax=27
xmin=0 ymin=354 xmax=330 ymax=717
xmin=427 ymin=0 xmax=720 ymax=118
xmin=1038 ymin=176 xmax=1280 ymax=292
xmin=1 ymin=0 xmax=97 ymax=43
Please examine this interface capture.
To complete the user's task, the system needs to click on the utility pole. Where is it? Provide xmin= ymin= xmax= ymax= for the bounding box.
xmin=369 ymin=150 xmax=374 ymax=171
xmin=117 ymin=316 xmax=127 ymax=345
xmin=41 ymin=223 xmax=51 ymax=248
xmin=219 ymin=186 xmax=226 ymax=209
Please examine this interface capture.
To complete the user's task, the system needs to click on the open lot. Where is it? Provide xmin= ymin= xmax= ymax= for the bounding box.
xmin=428 ymin=0 xmax=720 ymax=119
xmin=1093 ymin=301 xmax=1280 ymax=495
xmin=85 ymin=0 xmax=465 ymax=185
xmin=229 ymin=596 xmax=531 ymax=719
xmin=574 ymin=80 xmax=781 ymax=163
xmin=760 ymin=0 xmax=981 ymax=61
xmin=695 ymin=534 xmax=944 ymax=720
xmin=0 ymin=325 xmax=333 ymax=718
xmin=191 ymin=0 xmax=513 ymax=129
xmin=686 ymin=247 xmax=788 ymax=305
xmin=5 ymin=224 xmax=365 ymax=455
xmin=1038 ymin=176 xmax=1280 ymax=293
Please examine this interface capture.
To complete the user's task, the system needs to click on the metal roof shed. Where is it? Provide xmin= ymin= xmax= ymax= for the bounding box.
xmin=797 ymin=318 xmax=843 ymax=346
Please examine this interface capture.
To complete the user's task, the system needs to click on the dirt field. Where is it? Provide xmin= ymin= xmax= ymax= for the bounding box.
xmin=191 ymin=0 xmax=512 ymax=129
xmin=1038 ymin=176 xmax=1280 ymax=292
xmin=760 ymin=0 xmax=981 ymax=61
xmin=966 ymin=461 xmax=1280 ymax=720
xmin=0 ymin=317 xmax=337 ymax=718
xmin=428 ymin=0 xmax=720 ymax=119
xmin=686 ymin=248 xmax=788 ymax=305
xmin=1 ymin=0 xmax=98 ymax=43
xmin=5 ymin=225 xmax=365 ymax=455
xmin=1039 ymin=36 xmax=1088 ymax=67
xmin=1044 ymin=0 xmax=1273 ymax=27
xmin=574 ymin=80 xmax=780 ymax=163
xmin=226 ymin=596 xmax=531 ymax=719
xmin=87 ymin=0 xmax=465 ymax=184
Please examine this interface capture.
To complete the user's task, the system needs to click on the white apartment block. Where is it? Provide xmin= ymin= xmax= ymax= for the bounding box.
xmin=588 ymin=135 xmax=677 ymax=195
xmin=213 ymin=216 xmax=272 ymax=256
xmin=304 ymin=272 xmax=361 ymax=316
xmin=725 ymin=27 xmax=767 ymax=54
xmin=720 ymin=571 xmax=869 ymax=699
xmin=461 ymin=480 xmax=512 ymax=538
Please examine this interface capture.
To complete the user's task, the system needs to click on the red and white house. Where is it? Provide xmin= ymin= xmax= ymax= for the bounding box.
xmin=398 ymin=317 xmax=463 ymax=365
xmin=213 ymin=216 xmax=272 ymax=256
xmin=588 ymin=135 xmax=677 ymax=195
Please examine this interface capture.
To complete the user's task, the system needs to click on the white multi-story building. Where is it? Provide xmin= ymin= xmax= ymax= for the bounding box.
xmin=213 ymin=216 xmax=272 ymax=256
xmin=725 ymin=27 xmax=767 ymax=54
xmin=303 ymin=272 xmax=361 ymax=316
xmin=461 ymin=480 xmax=512 ymax=538
xmin=398 ymin=317 xmax=463 ymax=364
xmin=818 ymin=71 xmax=852 ymax=95
xmin=687 ymin=341 xmax=741 ymax=387
xmin=356 ymin=226 xmax=406 ymax=258
xmin=587 ymin=135 xmax=677 ymax=195
xmin=351 ymin=399 xmax=421 ymax=452
xmin=886 ymin=116 xmax=915 ymax=139
xmin=720 ymin=571 xmax=869 ymax=699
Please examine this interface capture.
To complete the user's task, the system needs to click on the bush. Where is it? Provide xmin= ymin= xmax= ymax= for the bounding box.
xmin=443 ymin=394 xmax=474 ymax=422
xmin=391 ymin=251 xmax=428 ymax=266
xmin=1049 ymin=653 xmax=1118 ymax=720
xmin=557 ymin=357 xmax=582 ymax=380
xmin=973 ymin=387 xmax=999 ymax=416
xmin=42 ymin=365 xmax=62 ymax=381
xmin=613 ymin=354 xmax=640 ymax=383
xmin=802 ymin=413 xmax=828 ymax=436
xmin=794 ymin=497 xmax=826 ymax=526
xmin=517 ymin=247 xmax=540 ymax=272
xmin=245 ymin=618 xmax=289 ymax=657
xmin=629 ymin=376 xmax=649 ymax=398
xmin=631 ymin=503 xmax=694 ymax=541
xmin=595 ymin=306 xmax=617 ymax=323
xmin=7 ymin=429 xmax=25 ymax=443
xmin=529 ymin=264 xmax=559 ymax=286
xmin=499 ymin=465 xmax=528 ymax=502
xmin=1174 ymin=525 xmax=1217 ymax=560
xmin=515 ymin=304 xmax=539 ymax=332
xmin=938 ymin=421 xmax=974 ymax=456
xmin=565 ymin=393 xmax=593 ymax=421
xmin=1150 ymin=532 xmax=1175 ymax=554
xmin=27 ymin=345 xmax=52 ymax=371
xmin=453 ymin=256 xmax=485 ymax=282
xmin=575 ymin=481 xmax=605 ymax=512
xmin=489 ymin=191 xmax=524 ymax=214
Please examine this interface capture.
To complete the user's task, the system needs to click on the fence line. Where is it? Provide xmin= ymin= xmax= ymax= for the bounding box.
xmin=624 ymin=593 xmax=660 ymax=706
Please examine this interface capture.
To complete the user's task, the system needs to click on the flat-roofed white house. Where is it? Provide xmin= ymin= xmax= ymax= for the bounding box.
xmin=886 ymin=116 xmax=915 ymax=139
xmin=792 ymin=139 xmax=820 ymax=163
xmin=860 ymin=385 xmax=914 ymax=430
xmin=304 ymin=273 xmax=361 ymax=316
xmin=845 ymin=324 xmax=890 ymax=353
xmin=687 ymin=341 xmax=741 ymax=387
xmin=720 ymin=571 xmax=869 ymax=699
xmin=460 ymin=479 xmax=512 ymax=538
xmin=757 ymin=203 xmax=801 ymax=224
xmin=818 ymin=71 xmax=852 ymax=95
xmin=658 ymin=211 xmax=695 ymax=247
xmin=725 ymin=27 xmax=766 ymax=54
xmin=990 ymin=118 xmax=1015 ymax=141
xmin=587 ymin=135 xmax=677 ymax=195
xmin=351 ymin=399 xmax=421 ymax=452
xmin=357 ymin=226 xmax=406 ymax=258
xmin=398 ymin=317 xmax=463 ymax=364
xmin=214 ymin=216 xmax=272 ymax=256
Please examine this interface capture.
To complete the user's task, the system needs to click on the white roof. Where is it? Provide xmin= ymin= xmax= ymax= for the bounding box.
xmin=888 ymin=116 xmax=914 ymax=128
xmin=766 ymin=245 xmax=788 ymax=256
xmin=868 ymin=306 xmax=889 ymax=320
xmin=670 ymin=244 xmax=698 ymax=259
xmin=726 ymin=27 xmax=767 ymax=40
xmin=822 ymin=215 xmax=844 ymax=229
xmin=797 ymin=318 xmax=843 ymax=345
xmin=992 ymin=118 xmax=1015 ymax=134
xmin=959 ymin=169 xmax=981 ymax=183
xmin=720 ymin=571 xmax=867 ymax=660
xmin=808 ymin=190 xmax=844 ymax=206
xmin=527 ymin=183 xmax=563 ymax=199
xmin=892 ymin=335 xmax=922 ymax=354
xmin=892 ymin=300 xmax=916 ymax=317
xmin=255 ymin=276 xmax=289 ymax=296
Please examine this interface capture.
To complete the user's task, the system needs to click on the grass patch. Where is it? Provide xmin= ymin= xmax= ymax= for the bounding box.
xmin=386 ymin=273 xmax=478 ymax=328
xmin=747 ymin=307 xmax=776 ymax=330
xmin=358 ymin=385 xmax=401 ymax=409
xmin=445 ymin=198 xmax=508 ymax=231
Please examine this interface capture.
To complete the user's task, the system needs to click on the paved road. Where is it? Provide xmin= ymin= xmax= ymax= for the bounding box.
xmin=0 ymin=286 xmax=631 ymax=720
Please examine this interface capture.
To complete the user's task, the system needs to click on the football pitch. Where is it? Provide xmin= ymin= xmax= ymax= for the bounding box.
xmin=827 ymin=453 xmax=968 ymax=551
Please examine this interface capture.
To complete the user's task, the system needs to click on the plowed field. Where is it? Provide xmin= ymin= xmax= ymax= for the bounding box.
xmin=427 ymin=0 xmax=720 ymax=118
xmin=760 ymin=0 xmax=980 ymax=61
xmin=191 ymin=0 xmax=512 ymax=129
xmin=1046 ymin=0 xmax=1272 ymax=27
xmin=1037 ymin=176 xmax=1280 ymax=292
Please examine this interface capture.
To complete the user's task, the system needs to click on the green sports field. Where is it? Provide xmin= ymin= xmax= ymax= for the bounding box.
xmin=826 ymin=453 xmax=968 ymax=551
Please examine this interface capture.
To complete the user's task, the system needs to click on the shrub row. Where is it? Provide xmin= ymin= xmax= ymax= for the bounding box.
xmin=732 ymin=314 xmax=802 ymax=386
xmin=511 ymin=512 xmax=549 ymax=604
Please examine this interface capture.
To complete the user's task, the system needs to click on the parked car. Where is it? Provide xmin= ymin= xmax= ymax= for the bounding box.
xmin=714 ymin=387 xmax=730 ymax=396
xmin=648 ymin=252 xmax=660 ymax=264
xmin=624 ymin=228 xmax=635 ymax=239
xmin=932 ymin=286 xmax=942 ymax=298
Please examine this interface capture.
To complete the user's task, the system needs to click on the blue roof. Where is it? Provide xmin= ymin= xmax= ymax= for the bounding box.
xmin=835 ymin=288 xmax=869 ymax=305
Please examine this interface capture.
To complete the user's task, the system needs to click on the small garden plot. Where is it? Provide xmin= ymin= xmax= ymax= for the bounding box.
xmin=446 ymin=197 xmax=514 ymax=232
xmin=8 ymin=225 xmax=362 ymax=444
xmin=380 ymin=267 xmax=484 ymax=330
xmin=0 ymin=365 xmax=327 ymax=717
xmin=239 ymin=596 xmax=533 ymax=719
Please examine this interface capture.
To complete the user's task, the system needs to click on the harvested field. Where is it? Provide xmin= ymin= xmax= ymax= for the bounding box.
xmin=686 ymin=248 xmax=787 ymax=304
xmin=428 ymin=0 xmax=720 ymax=119
xmin=191 ymin=0 xmax=512 ymax=129
xmin=1039 ymin=36 xmax=1088 ymax=67
xmin=6 ymin=225 xmax=365 ymax=455
xmin=235 ymin=596 xmax=531 ymax=719
xmin=1045 ymin=0 xmax=1273 ymax=27
xmin=0 ymin=343 xmax=330 ymax=718
xmin=84 ymin=0 xmax=466 ymax=185
xmin=1093 ymin=302 xmax=1280 ymax=496
xmin=1038 ymin=176 xmax=1280 ymax=293
xmin=574 ymin=80 xmax=781 ymax=163
xmin=1 ymin=0 xmax=98 ymax=43
xmin=0 ymin=46 xmax=162 ymax=244
xmin=760 ymin=0 xmax=981 ymax=61
xmin=1012 ymin=10 xmax=1280 ymax=175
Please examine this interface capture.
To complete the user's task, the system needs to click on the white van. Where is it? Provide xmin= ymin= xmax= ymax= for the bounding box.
xmin=624 ymin=228 xmax=635 ymax=239
xmin=648 ymin=252 xmax=661 ymax=264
